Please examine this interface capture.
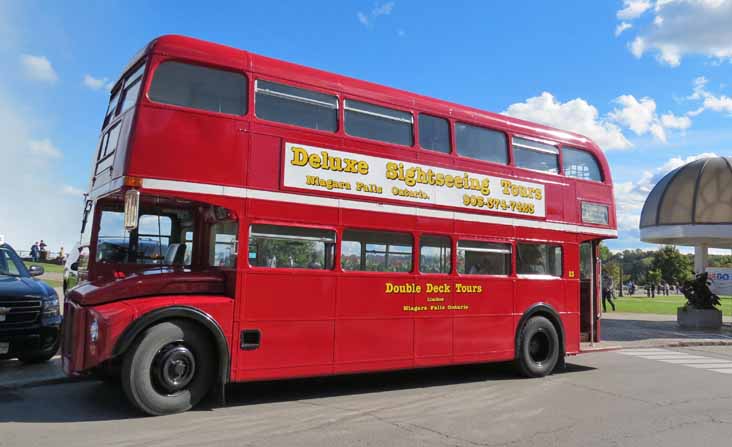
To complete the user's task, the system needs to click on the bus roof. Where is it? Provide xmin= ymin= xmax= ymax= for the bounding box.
xmin=145 ymin=34 xmax=602 ymax=156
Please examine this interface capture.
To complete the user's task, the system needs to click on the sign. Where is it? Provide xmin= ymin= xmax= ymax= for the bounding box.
xmin=283 ymin=142 xmax=546 ymax=218
xmin=707 ymin=268 xmax=732 ymax=296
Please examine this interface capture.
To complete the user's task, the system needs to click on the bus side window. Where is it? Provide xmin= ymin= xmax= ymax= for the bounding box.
xmin=341 ymin=229 xmax=413 ymax=272
xmin=419 ymin=235 xmax=451 ymax=274
xmin=255 ymin=79 xmax=338 ymax=132
xmin=513 ymin=137 xmax=559 ymax=174
xmin=456 ymin=240 xmax=511 ymax=275
xmin=210 ymin=222 xmax=239 ymax=268
xmin=455 ymin=122 xmax=507 ymax=164
xmin=563 ymin=147 xmax=604 ymax=181
xmin=344 ymin=99 xmax=413 ymax=146
xmin=516 ymin=243 xmax=562 ymax=276
xmin=248 ymin=224 xmax=335 ymax=270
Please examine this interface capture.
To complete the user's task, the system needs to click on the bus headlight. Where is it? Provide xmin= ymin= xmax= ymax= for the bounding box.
xmin=89 ymin=318 xmax=99 ymax=344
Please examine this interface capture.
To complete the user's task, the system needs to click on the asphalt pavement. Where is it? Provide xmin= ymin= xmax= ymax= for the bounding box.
xmin=2 ymin=346 xmax=732 ymax=447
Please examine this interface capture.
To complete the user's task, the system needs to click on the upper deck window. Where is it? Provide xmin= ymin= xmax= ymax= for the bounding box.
xmin=148 ymin=61 xmax=247 ymax=116
xmin=344 ymin=99 xmax=413 ymax=146
xmin=455 ymin=122 xmax=507 ymax=164
xmin=119 ymin=63 xmax=146 ymax=115
xmin=419 ymin=114 xmax=450 ymax=153
xmin=513 ymin=137 xmax=559 ymax=174
xmin=563 ymin=147 xmax=603 ymax=182
xmin=255 ymin=80 xmax=338 ymax=132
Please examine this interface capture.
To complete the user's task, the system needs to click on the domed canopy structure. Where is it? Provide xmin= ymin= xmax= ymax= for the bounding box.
xmin=640 ymin=156 xmax=732 ymax=247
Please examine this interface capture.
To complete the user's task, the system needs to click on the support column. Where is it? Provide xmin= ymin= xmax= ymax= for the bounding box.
xmin=694 ymin=244 xmax=708 ymax=274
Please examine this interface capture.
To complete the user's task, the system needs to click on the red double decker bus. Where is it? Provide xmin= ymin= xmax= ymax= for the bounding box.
xmin=63 ymin=35 xmax=616 ymax=415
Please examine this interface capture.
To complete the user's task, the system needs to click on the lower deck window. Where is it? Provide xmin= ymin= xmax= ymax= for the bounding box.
xmin=341 ymin=229 xmax=413 ymax=272
xmin=457 ymin=240 xmax=511 ymax=275
xmin=420 ymin=235 xmax=451 ymax=274
xmin=248 ymin=224 xmax=335 ymax=270
xmin=517 ymin=243 xmax=562 ymax=276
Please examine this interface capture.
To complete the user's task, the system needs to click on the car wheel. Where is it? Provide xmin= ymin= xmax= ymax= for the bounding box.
xmin=121 ymin=320 xmax=215 ymax=416
xmin=516 ymin=316 xmax=560 ymax=378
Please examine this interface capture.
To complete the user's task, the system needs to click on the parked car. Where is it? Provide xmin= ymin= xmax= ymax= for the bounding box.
xmin=0 ymin=235 xmax=62 ymax=363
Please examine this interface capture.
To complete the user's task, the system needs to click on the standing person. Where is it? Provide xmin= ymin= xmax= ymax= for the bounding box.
xmin=30 ymin=242 xmax=39 ymax=262
xmin=39 ymin=240 xmax=48 ymax=261
xmin=602 ymin=273 xmax=616 ymax=312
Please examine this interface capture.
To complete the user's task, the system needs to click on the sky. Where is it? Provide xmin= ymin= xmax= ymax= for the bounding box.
xmin=1 ymin=0 xmax=732 ymax=254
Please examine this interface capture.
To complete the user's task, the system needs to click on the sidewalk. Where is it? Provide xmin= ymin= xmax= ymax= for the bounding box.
xmin=581 ymin=312 xmax=732 ymax=351
xmin=0 ymin=356 xmax=69 ymax=389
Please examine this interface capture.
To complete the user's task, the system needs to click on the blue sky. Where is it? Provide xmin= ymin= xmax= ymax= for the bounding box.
xmin=2 ymin=0 xmax=732 ymax=253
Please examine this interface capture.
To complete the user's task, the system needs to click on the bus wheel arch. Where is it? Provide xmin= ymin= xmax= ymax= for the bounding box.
xmin=113 ymin=306 xmax=230 ymax=410
xmin=514 ymin=304 xmax=565 ymax=377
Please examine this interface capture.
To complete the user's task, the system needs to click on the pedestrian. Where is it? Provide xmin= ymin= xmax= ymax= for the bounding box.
xmin=39 ymin=240 xmax=47 ymax=261
xmin=30 ymin=242 xmax=39 ymax=262
xmin=602 ymin=273 xmax=616 ymax=312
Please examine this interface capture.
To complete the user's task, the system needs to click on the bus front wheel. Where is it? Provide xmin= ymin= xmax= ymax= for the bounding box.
xmin=516 ymin=316 xmax=559 ymax=378
xmin=121 ymin=320 xmax=215 ymax=416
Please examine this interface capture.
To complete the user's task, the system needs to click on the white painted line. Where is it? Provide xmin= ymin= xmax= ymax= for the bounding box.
xmin=636 ymin=355 xmax=707 ymax=360
xmin=660 ymin=358 xmax=730 ymax=364
xmin=620 ymin=350 xmax=674 ymax=355
xmin=686 ymin=363 xmax=732 ymax=369
xmin=708 ymin=369 xmax=732 ymax=374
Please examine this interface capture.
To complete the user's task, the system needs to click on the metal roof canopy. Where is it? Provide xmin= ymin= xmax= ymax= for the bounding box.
xmin=639 ymin=156 xmax=732 ymax=272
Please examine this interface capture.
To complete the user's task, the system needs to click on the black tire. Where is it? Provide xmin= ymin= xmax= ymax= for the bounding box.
xmin=121 ymin=320 xmax=215 ymax=416
xmin=516 ymin=316 xmax=560 ymax=378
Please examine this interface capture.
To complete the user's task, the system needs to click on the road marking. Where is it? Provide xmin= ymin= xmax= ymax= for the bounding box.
xmin=619 ymin=348 xmax=732 ymax=375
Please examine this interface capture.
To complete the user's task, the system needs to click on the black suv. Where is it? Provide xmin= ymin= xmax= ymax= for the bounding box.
xmin=0 ymin=239 xmax=61 ymax=363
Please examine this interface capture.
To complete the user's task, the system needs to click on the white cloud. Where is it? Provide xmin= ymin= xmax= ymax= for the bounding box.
xmin=83 ymin=74 xmax=111 ymax=91
xmin=502 ymin=92 xmax=632 ymax=150
xmin=28 ymin=138 xmax=62 ymax=158
xmin=610 ymin=95 xmax=659 ymax=137
xmin=615 ymin=21 xmax=633 ymax=36
xmin=0 ymin=89 xmax=85 ymax=253
xmin=614 ymin=152 xmax=718 ymax=231
xmin=608 ymin=94 xmax=693 ymax=142
xmin=617 ymin=0 xmax=653 ymax=19
xmin=660 ymin=112 xmax=692 ymax=129
xmin=20 ymin=54 xmax=58 ymax=83
xmin=357 ymin=2 xmax=395 ymax=27
xmin=686 ymin=75 xmax=732 ymax=115
xmin=619 ymin=0 xmax=732 ymax=67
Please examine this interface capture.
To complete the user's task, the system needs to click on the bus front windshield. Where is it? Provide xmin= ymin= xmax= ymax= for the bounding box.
xmin=94 ymin=195 xmax=238 ymax=269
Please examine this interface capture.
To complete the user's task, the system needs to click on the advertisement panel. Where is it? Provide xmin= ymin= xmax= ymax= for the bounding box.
xmin=282 ymin=142 xmax=547 ymax=218
xmin=706 ymin=267 xmax=732 ymax=296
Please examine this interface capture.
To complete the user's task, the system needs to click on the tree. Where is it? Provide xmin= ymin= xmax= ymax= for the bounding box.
xmin=650 ymin=245 xmax=693 ymax=286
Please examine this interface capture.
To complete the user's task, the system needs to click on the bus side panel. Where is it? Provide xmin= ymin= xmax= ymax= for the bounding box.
xmin=452 ymin=277 xmax=514 ymax=361
xmin=334 ymin=274 xmax=415 ymax=372
xmin=562 ymin=313 xmax=580 ymax=355
xmin=131 ymin=105 xmax=244 ymax=187
xmin=414 ymin=277 xmax=454 ymax=365
xmin=235 ymin=272 xmax=336 ymax=376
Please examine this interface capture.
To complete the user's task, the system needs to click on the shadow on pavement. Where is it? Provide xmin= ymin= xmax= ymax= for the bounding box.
xmin=0 ymin=361 xmax=594 ymax=423
xmin=217 ymin=361 xmax=595 ymax=410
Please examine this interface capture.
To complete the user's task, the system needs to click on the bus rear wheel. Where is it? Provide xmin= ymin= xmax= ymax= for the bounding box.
xmin=516 ymin=316 xmax=559 ymax=378
xmin=121 ymin=320 xmax=215 ymax=416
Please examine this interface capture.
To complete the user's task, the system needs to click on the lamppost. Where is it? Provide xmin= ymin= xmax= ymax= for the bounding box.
xmin=618 ymin=252 xmax=624 ymax=297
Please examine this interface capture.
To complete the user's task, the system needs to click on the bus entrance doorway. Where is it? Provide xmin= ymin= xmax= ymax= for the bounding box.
xmin=580 ymin=241 xmax=600 ymax=343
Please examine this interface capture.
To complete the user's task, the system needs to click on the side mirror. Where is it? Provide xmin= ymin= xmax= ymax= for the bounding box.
xmin=28 ymin=265 xmax=44 ymax=277
xmin=70 ymin=262 xmax=79 ymax=272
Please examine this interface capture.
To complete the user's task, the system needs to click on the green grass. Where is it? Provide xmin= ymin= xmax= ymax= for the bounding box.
xmin=613 ymin=294 xmax=732 ymax=315
xmin=25 ymin=262 xmax=64 ymax=274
